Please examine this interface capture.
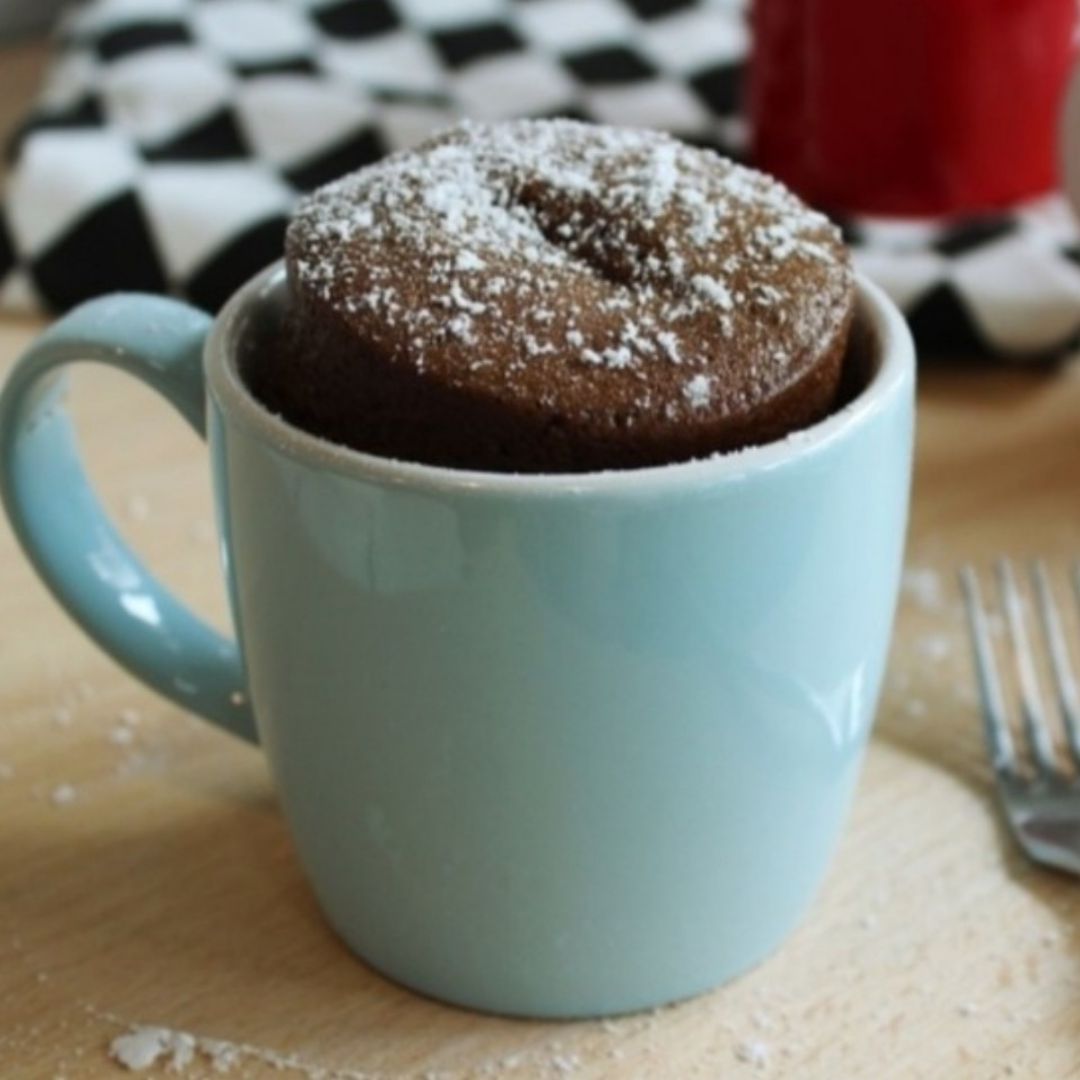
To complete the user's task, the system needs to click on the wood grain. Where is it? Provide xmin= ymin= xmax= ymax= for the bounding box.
xmin=4 ymin=318 xmax=1080 ymax=1080
xmin=2 ymin=38 xmax=1080 ymax=1080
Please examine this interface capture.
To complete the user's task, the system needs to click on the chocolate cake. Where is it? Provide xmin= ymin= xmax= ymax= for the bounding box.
xmin=255 ymin=119 xmax=855 ymax=472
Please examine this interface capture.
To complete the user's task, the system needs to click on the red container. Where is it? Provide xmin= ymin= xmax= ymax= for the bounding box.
xmin=750 ymin=0 xmax=1078 ymax=216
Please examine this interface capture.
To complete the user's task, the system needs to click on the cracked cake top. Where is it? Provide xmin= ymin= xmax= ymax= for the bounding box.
xmin=272 ymin=119 xmax=855 ymax=471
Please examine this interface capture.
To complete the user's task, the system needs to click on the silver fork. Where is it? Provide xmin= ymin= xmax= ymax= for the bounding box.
xmin=960 ymin=560 xmax=1080 ymax=876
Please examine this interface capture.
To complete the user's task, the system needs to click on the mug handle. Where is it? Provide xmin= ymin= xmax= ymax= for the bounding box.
xmin=0 ymin=294 xmax=256 ymax=743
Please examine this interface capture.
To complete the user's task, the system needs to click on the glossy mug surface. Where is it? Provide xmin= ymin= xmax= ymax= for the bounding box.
xmin=0 ymin=265 xmax=914 ymax=1017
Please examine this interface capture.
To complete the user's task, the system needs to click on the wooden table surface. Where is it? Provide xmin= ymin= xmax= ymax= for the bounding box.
xmin=3 ymin=36 xmax=1080 ymax=1080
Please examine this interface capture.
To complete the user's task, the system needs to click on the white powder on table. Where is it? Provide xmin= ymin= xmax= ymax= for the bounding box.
xmin=902 ymin=566 xmax=945 ymax=611
xmin=108 ymin=1024 xmax=372 ymax=1078
xmin=550 ymin=1052 xmax=581 ymax=1074
xmin=50 ymin=784 xmax=77 ymax=806
xmin=917 ymin=633 xmax=953 ymax=663
xmin=751 ymin=1010 xmax=775 ymax=1031
xmin=110 ymin=1028 xmax=195 ymax=1071
xmin=734 ymin=1039 xmax=770 ymax=1067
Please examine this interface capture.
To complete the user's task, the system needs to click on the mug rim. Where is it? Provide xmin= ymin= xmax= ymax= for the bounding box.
xmin=205 ymin=262 xmax=913 ymax=496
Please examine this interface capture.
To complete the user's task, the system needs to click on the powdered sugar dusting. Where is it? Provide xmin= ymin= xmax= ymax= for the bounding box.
xmin=288 ymin=119 xmax=852 ymax=428
xmin=455 ymin=250 xmax=485 ymax=272
xmin=684 ymin=374 xmax=714 ymax=409
xmin=691 ymin=274 xmax=734 ymax=310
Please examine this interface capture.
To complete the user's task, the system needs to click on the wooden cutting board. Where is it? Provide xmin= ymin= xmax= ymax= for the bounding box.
xmin=2 ymin=37 xmax=1080 ymax=1080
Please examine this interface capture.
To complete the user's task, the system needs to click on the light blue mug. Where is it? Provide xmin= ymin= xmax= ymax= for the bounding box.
xmin=0 ymin=265 xmax=914 ymax=1018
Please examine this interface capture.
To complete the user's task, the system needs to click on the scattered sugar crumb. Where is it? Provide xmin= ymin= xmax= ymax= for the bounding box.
xmin=734 ymin=1040 xmax=770 ymax=1067
xmin=903 ymin=698 xmax=927 ymax=718
xmin=902 ymin=566 xmax=944 ymax=610
xmin=110 ymin=1028 xmax=176 ymax=1071
xmin=109 ymin=726 xmax=135 ymax=746
xmin=958 ymin=1002 xmax=978 ymax=1018
xmin=126 ymin=494 xmax=150 ymax=522
xmin=50 ymin=784 xmax=77 ymax=807
xmin=550 ymin=1053 xmax=581 ymax=1074
xmin=199 ymin=1038 xmax=242 ymax=1072
xmin=108 ymin=1024 xmax=370 ymax=1078
xmin=119 ymin=707 xmax=141 ymax=727
xmin=51 ymin=706 xmax=73 ymax=727
xmin=917 ymin=634 xmax=953 ymax=663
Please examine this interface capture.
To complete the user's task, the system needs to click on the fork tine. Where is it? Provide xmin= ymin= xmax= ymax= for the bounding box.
xmin=960 ymin=565 xmax=1017 ymax=776
xmin=1031 ymin=560 xmax=1080 ymax=768
xmin=997 ymin=559 xmax=1059 ymax=775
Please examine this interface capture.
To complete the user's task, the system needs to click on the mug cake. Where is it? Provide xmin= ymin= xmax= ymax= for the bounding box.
xmin=254 ymin=119 xmax=854 ymax=472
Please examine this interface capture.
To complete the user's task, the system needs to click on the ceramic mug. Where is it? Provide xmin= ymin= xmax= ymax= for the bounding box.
xmin=0 ymin=265 xmax=914 ymax=1018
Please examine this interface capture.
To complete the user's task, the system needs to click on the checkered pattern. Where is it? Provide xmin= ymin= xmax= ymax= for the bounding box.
xmin=3 ymin=0 xmax=1080 ymax=358
xmin=846 ymin=198 xmax=1080 ymax=358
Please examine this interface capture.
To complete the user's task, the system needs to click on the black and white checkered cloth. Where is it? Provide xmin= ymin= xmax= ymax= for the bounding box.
xmin=3 ymin=0 xmax=1080 ymax=358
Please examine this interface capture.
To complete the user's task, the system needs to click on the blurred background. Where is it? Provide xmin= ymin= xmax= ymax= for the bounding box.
xmin=1 ymin=0 xmax=1080 ymax=359
xmin=0 ymin=0 xmax=69 ymax=38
